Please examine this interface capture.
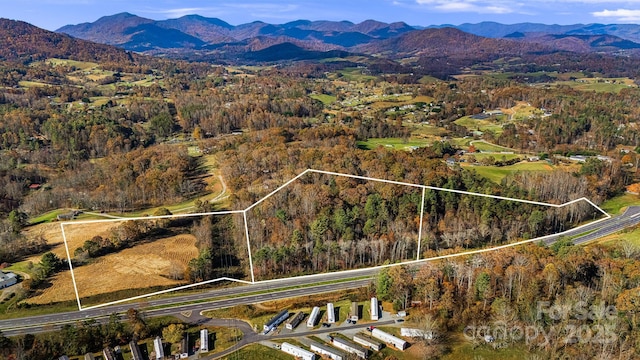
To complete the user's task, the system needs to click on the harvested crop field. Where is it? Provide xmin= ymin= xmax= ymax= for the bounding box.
xmin=23 ymin=221 xmax=117 ymax=261
xmin=27 ymin=234 xmax=198 ymax=305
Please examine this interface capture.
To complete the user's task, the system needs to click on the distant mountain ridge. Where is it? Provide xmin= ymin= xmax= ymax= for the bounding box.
xmin=57 ymin=12 xmax=416 ymax=51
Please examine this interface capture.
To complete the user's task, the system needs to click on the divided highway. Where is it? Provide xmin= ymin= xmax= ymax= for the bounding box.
xmin=2 ymin=206 xmax=639 ymax=337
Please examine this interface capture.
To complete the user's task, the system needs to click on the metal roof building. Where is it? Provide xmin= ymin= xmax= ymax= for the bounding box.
xmin=310 ymin=341 xmax=346 ymax=360
xmin=332 ymin=337 xmax=368 ymax=359
xmin=353 ymin=333 xmax=384 ymax=351
xmin=307 ymin=306 xmax=320 ymax=327
xmin=327 ymin=302 xmax=336 ymax=323
xmin=264 ymin=309 xmax=289 ymax=333
xmin=281 ymin=342 xmax=316 ymax=360
xmin=286 ymin=311 xmax=305 ymax=330
xmin=370 ymin=297 xmax=379 ymax=320
xmin=371 ymin=328 xmax=408 ymax=350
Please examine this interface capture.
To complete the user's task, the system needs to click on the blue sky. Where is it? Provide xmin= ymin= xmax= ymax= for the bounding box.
xmin=4 ymin=0 xmax=640 ymax=30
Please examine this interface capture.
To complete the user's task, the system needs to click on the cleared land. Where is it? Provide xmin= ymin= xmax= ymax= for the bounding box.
xmin=27 ymin=234 xmax=197 ymax=305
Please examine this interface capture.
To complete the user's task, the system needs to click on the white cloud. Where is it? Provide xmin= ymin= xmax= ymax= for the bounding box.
xmin=592 ymin=8 xmax=640 ymax=22
xmin=414 ymin=0 xmax=515 ymax=14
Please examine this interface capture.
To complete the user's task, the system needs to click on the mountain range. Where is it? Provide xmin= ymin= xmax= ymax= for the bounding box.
xmin=52 ymin=13 xmax=640 ymax=64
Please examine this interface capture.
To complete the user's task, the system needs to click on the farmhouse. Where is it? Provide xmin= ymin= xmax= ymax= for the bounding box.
xmin=281 ymin=342 xmax=316 ymax=360
xmin=371 ymin=328 xmax=408 ymax=350
xmin=331 ymin=337 xmax=368 ymax=359
xmin=309 ymin=341 xmax=346 ymax=360
xmin=0 ymin=271 xmax=17 ymax=288
xmin=264 ymin=309 xmax=289 ymax=333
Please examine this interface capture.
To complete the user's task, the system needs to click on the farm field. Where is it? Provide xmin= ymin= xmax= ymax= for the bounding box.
xmin=357 ymin=137 xmax=429 ymax=150
xmin=554 ymin=77 xmax=636 ymax=93
xmin=461 ymin=161 xmax=555 ymax=183
xmin=27 ymin=234 xmax=198 ymax=305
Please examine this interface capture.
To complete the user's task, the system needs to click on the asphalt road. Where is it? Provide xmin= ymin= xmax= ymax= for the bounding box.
xmin=1 ymin=278 xmax=372 ymax=337
xmin=2 ymin=206 xmax=639 ymax=338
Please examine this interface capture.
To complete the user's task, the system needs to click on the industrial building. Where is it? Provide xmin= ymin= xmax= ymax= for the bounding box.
xmin=129 ymin=341 xmax=144 ymax=360
xmin=353 ymin=333 xmax=384 ymax=351
xmin=286 ymin=311 xmax=305 ymax=330
xmin=153 ymin=336 xmax=164 ymax=359
xmin=200 ymin=329 xmax=209 ymax=352
xmin=310 ymin=341 xmax=346 ymax=360
xmin=264 ymin=309 xmax=289 ymax=333
xmin=331 ymin=336 xmax=368 ymax=359
xmin=307 ymin=306 xmax=320 ymax=327
xmin=281 ymin=342 xmax=316 ymax=360
xmin=327 ymin=302 xmax=335 ymax=323
xmin=370 ymin=297 xmax=379 ymax=320
xmin=371 ymin=328 xmax=408 ymax=350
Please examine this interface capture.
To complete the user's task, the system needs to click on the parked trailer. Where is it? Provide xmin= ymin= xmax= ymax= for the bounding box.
xmin=310 ymin=341 xmax=346 ymax=360
xmin=370 ymin=297 xmax=379 ymax=320
xmin=353 ymin=333 xmax=384 ymax=351
xmin=264 ymin=309 xmax=289 ymax=333
xmin=401 ymin=327 xmax=434 ymax=340
xmin=327 ymin=302 xmax=336 ymax=323
xmin=307 ymin=306 xmax=321 ymax=327
xmin=153 ymin=336 xmax=164 ymax=360
xmin=371 ymin=328 xmax=408 ymax=351
xmin=331 ymin=336 xmax=368 ymax=359
xmin=281 ymin=342 xmax=317 ymax=360
xmin=200 ymin=329 xmax=209 ymax=352
xmin=129 ymin=341 xmax=144 ymax=360
xmin=287 ymin=311 xmax=305 ymax=330
xmin=350 ymin=301 xmax=359 ymax=321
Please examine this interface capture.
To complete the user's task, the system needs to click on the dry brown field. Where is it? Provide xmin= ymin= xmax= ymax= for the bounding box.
xmin=26 ymin=234 xmax=198 ymax=305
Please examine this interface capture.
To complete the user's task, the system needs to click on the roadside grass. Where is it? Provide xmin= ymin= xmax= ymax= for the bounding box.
xmin=221 ymin=344 xmax=292 ymax=360
xmin=208 ymin=326 xmax=244 ymax=353
xmin=601 ymin=193 xmax=640 ymax=215
xmin=310 ymin=94 xmax=337 ymax=105
xmin=593 ymin=226 xmax=640 ymax=247
xmin=357 ymin=138 xmax=429 ymax=150
xmin=462 ymin=162 xmax=553 ymax=184
xmin=0 ymin=299 xmax=78 ymax=320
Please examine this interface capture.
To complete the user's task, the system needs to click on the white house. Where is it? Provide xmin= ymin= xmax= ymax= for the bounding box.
xmin=0 ymin=271 xmax=17 ymax=289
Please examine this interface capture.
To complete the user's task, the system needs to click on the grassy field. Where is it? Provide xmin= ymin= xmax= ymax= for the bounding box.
xmin=555 ymin=78 xmax=636 ymax=93
xmin=470 ymin=141 xmax=515 ymax=152
xmin=46 ymin=58 xmax=97 ymax=70
xmin=310 ymin=94 xmax=337 ymax=105
xmin=454 ymin=116 xmax=504 ymax=135
xmin=470 ymin=153 xmax=522 ymax=162
xmin=601 ymin=193 xmax=640 ymax=215
xmin=26 ymin=233 xmax=198 ymax=306
xmin=462 ymin=161 xmax=554 ymax=183
xmin=334 ymin=68 xmax=378 ymax=82
xmin=357 ymin=138 xmax=429 ymax=150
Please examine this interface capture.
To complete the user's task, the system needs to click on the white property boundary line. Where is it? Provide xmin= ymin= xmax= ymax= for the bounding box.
xmin=60 ymin=168 xmax=610 ymax=311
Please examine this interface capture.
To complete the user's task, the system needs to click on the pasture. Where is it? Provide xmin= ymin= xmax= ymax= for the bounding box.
xmin=26 ymin=234 xmax=198 ymax=305
xmin=462 ymin=161 xmax=555 ymax=184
